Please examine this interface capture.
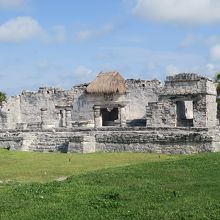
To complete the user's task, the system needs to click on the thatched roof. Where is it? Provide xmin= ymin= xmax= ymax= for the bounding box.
xmin=86 ymin=72 xmax=126 ymax=95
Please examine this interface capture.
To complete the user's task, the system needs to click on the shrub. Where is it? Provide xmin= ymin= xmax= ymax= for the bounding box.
xmin=0 ymin=91 xmax=6 ymax=105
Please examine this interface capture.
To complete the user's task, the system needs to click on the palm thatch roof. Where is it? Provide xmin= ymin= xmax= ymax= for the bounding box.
xmin=86 ymin=72 xmax=126 ymax=95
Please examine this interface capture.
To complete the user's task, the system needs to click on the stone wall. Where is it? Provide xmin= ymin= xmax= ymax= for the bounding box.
xmin=125 ymin=79 xmax=161 ymax=125
xmin=206 ymin=94 xmax=217 ymax=127
xmin=146 ymin=99 xmax=176 ymax=127
xmin=71 ymin=79 xmax=161 ymax=126
xmin=0 ymin=136 xmax=23 ymax=150
xmin=95 ymin=127 xmax=214 ymax=154
xmin=19 ymin=88 xmax=75 ymax=127
xmin=68 ymin=136 xmax=96 ymax=153
xmin=0 ymin=130 xmax=79 ymax=152
xmin=146 ymin=73 xmax=217 ymax=128
xmin=0 ymin=87 xmax=75 ymax=129
xmin=0 ymin=96 xmax=21 ymax=129
xmin=0 ymin=72 xmax=218 ymax=155
xmin=0 ymin=79 xmax=161 ymax=129
xmin=72 ymin=86 xmax=127 ymax=123
xmin=0 ymin=127 xmax=218 ymax=154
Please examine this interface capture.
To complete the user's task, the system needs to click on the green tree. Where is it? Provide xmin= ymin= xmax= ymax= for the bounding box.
xmin=214 ymin=72 xmax=220 ymax=122
xmin=0 ymin=91 xmax=6 ymax=105
xmin=214 ymin=72 xmax=220 ymax=99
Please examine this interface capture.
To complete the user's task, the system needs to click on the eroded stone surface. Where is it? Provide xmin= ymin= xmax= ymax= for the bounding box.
xmin=0 ymin=73 xmax=219 ymax=154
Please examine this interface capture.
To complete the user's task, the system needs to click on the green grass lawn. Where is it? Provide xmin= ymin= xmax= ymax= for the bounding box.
xmin=0 ymin=149 xmax=178 ymax=183
xmin=0 ymin=149 xmax=219 ymax=219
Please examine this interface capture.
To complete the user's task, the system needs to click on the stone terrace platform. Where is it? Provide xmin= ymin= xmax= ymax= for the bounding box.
xmin=0 ymin=127 xmax=219 ymax=154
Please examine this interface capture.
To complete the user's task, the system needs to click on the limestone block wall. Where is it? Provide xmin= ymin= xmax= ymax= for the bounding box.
xmin=72 ymin=89 xmax=126 ymax=123
xmin=0 ymin=136 xmax=23 ymax=150
xmin=0 ymin=96 xmax=21 ymax=129
xmin=0 ymin=77 xmax=161 ymax=129
xmin=0 ymin=127 xmax=216 ymax=154
xmin=146 ymin=100 xmax=176 ymax=127
xmin=0 ymin=130 xmax=80 ymax=152
xmin=147 ymin=73 xmax=217 ymax=128
xmin=71 ymin=80 xmax=161 ymax=125
xmin=0 ymin=73 xmax=216 ymax=130
xmin=164 ymin=74 xmax=209 ymax=95
xmin=68 ymin=136 xmax=96 ymax=153
xmin=206 ymin=95 xmax=217 ymax=127
xmin=19 ymin=90 xmax=56 ymax=125
xmin=95 ymin=128 xmax=214 ymax=154
xmin=148 ymin=95 xmax=217 ymax=128
xmin=125 ymin=79 xmax=161 ymax=124
xmin=206 ymin=80 xmax=217 ymax=95
xmin=0 ymin=87 xmax=74 ymax=129
xmin=19 ymin=88 xmax=74 ymax=126
xmin=193 ymin=96 xmax=207 ymax=127
xmin=71 ymin=84 xmax=92 ymax=122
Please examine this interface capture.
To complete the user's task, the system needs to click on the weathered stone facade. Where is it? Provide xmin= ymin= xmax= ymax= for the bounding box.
xmin=146 ymin=74 xmax=217 ymax=128
xmin=0 ymin=77 xmax=161 ymax=130
xmin=0 ymin=72 xmax=219 ymax=154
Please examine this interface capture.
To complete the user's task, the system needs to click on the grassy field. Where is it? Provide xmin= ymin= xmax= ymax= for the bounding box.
xmin=0 ymin=150 xmax=219 ymax=219
xmin=0 ymin=149 xmax=178 ymax=183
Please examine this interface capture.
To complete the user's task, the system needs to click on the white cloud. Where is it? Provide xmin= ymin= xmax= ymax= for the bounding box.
xmin=0 ymin=16 xmax=42 ymax=42
xmin=76 ymin=23 xmax=114 ymax=42
xmin=0 ymin=0 xmax=26 ymax=8
xmin=133 ymin=0 xmax=220 ymax=25
xmin=210 ymin=44 xmax=220 ymax=60
xmin=0 ymin=17 xmax=67 ymax=44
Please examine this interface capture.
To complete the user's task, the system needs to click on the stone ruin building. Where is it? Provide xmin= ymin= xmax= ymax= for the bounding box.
xmin=0 ymin=71 xmax=219 ymax=154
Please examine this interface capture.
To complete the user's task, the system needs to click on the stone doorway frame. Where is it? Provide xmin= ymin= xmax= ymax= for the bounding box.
xmin=93 ymin=104 xmax=126 ymax=128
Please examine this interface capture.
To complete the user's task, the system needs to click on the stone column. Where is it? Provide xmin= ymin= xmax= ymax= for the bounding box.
xmin=41 ymin=108 xmax=48 ymax=129
xmin=120 ymin=106 xmax=126 ymax=127
xmin=93 ymin=105 xmax=102 ymax=128
xmin=60 ymin=109 xmax=66 ymax=127
xmin=146 ymin=106 xmax=152 ymax=127
xmin=193 ymin=96 xmax=207 ymax=127
xmin=65 ymin=109 xmax=72 ymax=128
xmin=58 ymin=111 xmax=62 ymax=127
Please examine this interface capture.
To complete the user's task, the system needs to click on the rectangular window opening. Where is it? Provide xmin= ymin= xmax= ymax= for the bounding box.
xmin=176 ymin=100 xmax=193 ymax=127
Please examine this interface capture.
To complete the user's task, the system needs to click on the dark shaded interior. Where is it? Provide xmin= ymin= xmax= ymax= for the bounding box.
xmin=101 ymin=108 xmax=119 ymax=126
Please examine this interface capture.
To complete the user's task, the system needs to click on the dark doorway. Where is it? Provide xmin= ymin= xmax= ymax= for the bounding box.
xmin=101 ymin=108 xmax=119 ymax=126
xmin=176 ymin=101 xmax=193 ymax=127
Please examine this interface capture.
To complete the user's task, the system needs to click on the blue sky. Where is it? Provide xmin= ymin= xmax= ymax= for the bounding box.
xmin=1 ymin=0 xmax=220 ymax=95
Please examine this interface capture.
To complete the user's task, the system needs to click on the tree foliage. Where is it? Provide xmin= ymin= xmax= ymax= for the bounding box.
xmin=214 ymin=72 xmax=220 ymax=105
xmin=0 ymin=91 xmax=6 ymax=104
